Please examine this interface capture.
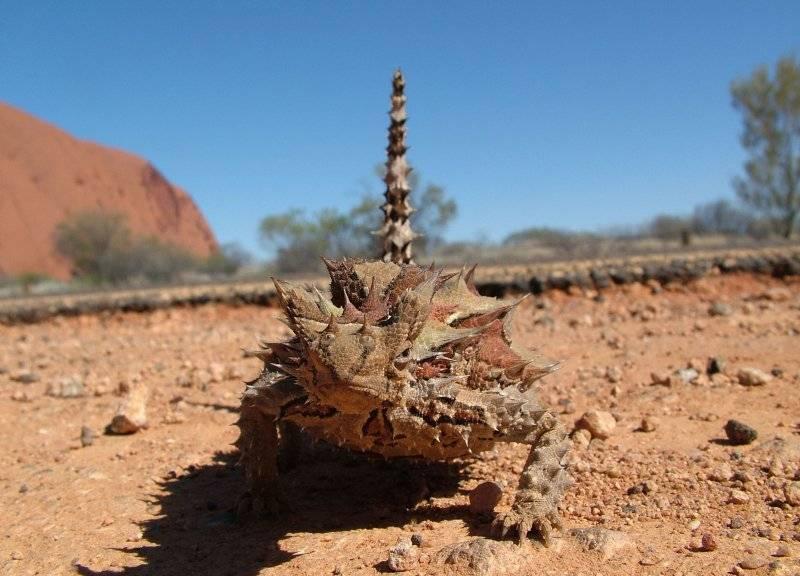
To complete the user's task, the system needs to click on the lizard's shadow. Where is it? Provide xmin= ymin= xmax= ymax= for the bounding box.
xmin=76 ymin=442 xmax=483 ymax=576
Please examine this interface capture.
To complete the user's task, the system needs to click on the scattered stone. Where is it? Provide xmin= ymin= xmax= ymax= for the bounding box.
xmin=11 ymin=390 xmax=32 ymax=402
xmin=162 ymin=408 xmax=187 ymax=425
xmin=605 ymin=366 xmax=622 ymax=383
xmin=699 ymin=533 xmax=717 ymax=551
xmin=80 ymin=426 xmax=95 ymax=447
xmin=784 ymin=481 xmax=800 ymax=506
xmin=10 ymin=551 xmax=23 ymax=560
xmin=759 ymin=287 xmax=791 ymax=302
xmin=387 ymin=538 xmax=419 ymax=572
xmin=208 ymin=362 xmax=226 ymax=383
xmin=410 ymin=533 xmax=426 ymax=548
xmin=709 ymin=301 xmax=733 ymax=316
xmin=650 ymin=370 xmax=672 ymax=386
xmin=707 ymin=356 xmax=726 ymax=375
xmin=729 ymin=516 xmax=745 ymax=529
xmin=10 ymin=369 xmax=39 ymax=384
xmin=771 ymin=366 xmax=784 ymax=378
xmin=18 ymin=483 xmax=28 ymax=494
xmin=107 ymin=382 xmax=149 ymax=434
xmin=469 ymin=481 xmax=503 ymax=515
xmin=708 ymin=462 xmax=734 ymax=482
xmin=570 ymin=428 xmax=592 ymax=449
xmin=773 ymin=545 xmax=791 ymax=557
xmin=638 ymin=416 xmax=659 ymax=432
xmin=738 ymin=555 xmax=768 ymax=570
xmin=729 ymin=489 xmax=751 ymax=504
xmin=725 ymin=419 xmax=758 ymax=445
xmin=737 ymin=367 xmax=773 ymax=386
xmin=191 ymin=368 xmax=212 ymax=389
xmin=46 ymin=375 xmax=85 ymax=398
xmin=570 ymin=527 xmax=635 ymax=561
xmin=675 ymin=368 xmax=699 ymax=384
xmin=627 ymin=480 xmax=658 ymax=495
xmin=575 ymin=410 xmax=616 ymax=440
xmin=434 ymin=538 xmax=525 ymax=576
xmin=689 ymin=519 xmax=701 ymax=531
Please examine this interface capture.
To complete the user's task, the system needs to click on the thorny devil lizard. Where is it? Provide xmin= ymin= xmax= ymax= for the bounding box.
xmin=236 ymin=259 xmax=571 ymax=544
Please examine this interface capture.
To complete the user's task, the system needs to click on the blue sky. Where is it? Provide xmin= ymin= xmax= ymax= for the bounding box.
xmin=2 ymin=2 xmax=798 ymax=255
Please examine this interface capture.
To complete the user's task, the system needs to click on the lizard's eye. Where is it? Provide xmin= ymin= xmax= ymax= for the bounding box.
xmin=359 ymin=333 xmax=376 ymax=351
xmin=320 ymin=332 xmax=335 ymax=345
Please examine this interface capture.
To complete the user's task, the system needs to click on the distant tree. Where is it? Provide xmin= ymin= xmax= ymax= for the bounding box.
xmin=690 ymin=199 xmax=752 ymax=235
xmin=259 ymin=178 xmax=456 ymax=273
xmin=731 ymin=55 xmax=800 ymax=238
xmin=648 ymin=214 xmax=692 ymax=245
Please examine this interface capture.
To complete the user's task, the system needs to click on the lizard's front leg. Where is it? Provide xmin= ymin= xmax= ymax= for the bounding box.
xmin=235 ymin=376 xmax=305 ymax=520
xmin=492 ymin=410 xmax=571 ymax=545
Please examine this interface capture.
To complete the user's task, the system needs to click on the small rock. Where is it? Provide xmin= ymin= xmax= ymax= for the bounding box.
xmin=725 ymin=419 xmax=758 ymax=445
xmin=739 ymin=555 xmax=768 ymax=570
xmin=46 ymin=375 xmax=85 ymax=398
xmin=773 ymin=545 xmax=791 ymax=557
xmin=729 ymin=489 xmax=751 ymax=504
xmin=570 ymin=527 xmax=635 ymax=561
xmin=709 ymin=301 xmax=733 ymax=316
xmin=107 ymin=382 xmax=149 ymax=434
xmin=627 ymin=480 xmax=658 ymax=495
xmin=708 ymin=462 xmax=734 ymax=482
xmin=192 ymin=368 xmax=212 ymax=389
xmin=650 ymin=370 xmax=671 ymax=386
xmin=10 ymin=551 xmax=23 ymax=560
xmin=760 ymin=287 xmax=791 ymax=301
xmin=10 ymin=369 xmax=39 ymax=384
xmin=699 ymin=533 xmax=717 ymax=551
xmin=469 ymin=481 xmax=503 ymax=515
xmin=410 ymin=533 xmax=427 ymax=548
xmin=11 ymin=390 xmax=32 ymax=402
xmin=638 ymin=416 xmax=659 ymax=432
xmin=707 ymin=356 xmax=726 ymax=375
xmin=689 ymin=519 xmax=701 ymax=531
xmin=576 ymin=410 xmax=616 ymax=440
xmin=208 ymin=362 xmax=226 ymax=383
xmin=80 ymin=426 xmax=95 ymax=447
xmin=729 ymin=516 xmax=745 ymax=529
xmin=18 ymin=483 xmax=28 ymax=494
xmin=784 ymin=481 xmax=800 ymax=506
xmin=162 ymin=409 xmax=187 ymax=425
xmin=570 ymin=428 xmax=592 ymax=449
xmin=387 ymin=538 xmax=419 ymax=572
xmin=737 ymin=367 xmax=773 ymax=386
xmin=675 ymin=368 xmax=699 ymax=384
xmin=605 ymin=366 xmax=622 ymax=383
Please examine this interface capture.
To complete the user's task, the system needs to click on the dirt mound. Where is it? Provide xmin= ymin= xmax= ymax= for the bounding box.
xmin=0 ymin=101 xmax=217 ymax=279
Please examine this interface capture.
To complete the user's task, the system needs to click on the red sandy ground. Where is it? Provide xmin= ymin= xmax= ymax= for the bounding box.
xmin=1 ymin=272 xmax=798 ymax=575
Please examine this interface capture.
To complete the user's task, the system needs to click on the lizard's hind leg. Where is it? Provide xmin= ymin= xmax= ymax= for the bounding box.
xmin=492 ymin=408 xmax=571 ymax=545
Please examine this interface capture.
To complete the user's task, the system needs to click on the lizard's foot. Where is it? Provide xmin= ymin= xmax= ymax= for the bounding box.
xmin=235 ymin=489 xmax=285 ymax=523
xmin=491 ymin=505 xmax=562 ymax=546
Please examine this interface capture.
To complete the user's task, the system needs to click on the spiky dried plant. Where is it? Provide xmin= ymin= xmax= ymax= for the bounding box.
xmin=378 ymin=69 xmax=418 ymax=264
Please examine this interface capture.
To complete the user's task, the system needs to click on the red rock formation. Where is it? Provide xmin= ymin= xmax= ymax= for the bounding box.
xmin=0 ymin=102 xmax=217 ymax=279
